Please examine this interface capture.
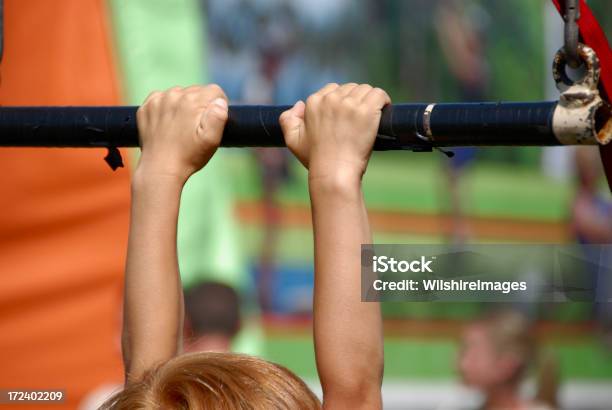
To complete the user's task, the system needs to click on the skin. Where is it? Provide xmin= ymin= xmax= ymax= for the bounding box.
xmin=123 ymin=82 xmax=390 ymax=409
xmin=459 ymin=324 xmax=534 ymax=410
xmin=123 ymin=84 xmax=229 ymax=383
xmin=280 ymin=83 xmax=390 ymax=409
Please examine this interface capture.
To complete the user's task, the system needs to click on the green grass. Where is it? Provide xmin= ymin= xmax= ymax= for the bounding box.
xmin=263 ymin=336 xmax=612 ymax=380
xmin=238 ymin=225 xmax=443 ymax=265
xmin=227 ymin=150 xmax=575 ymax=221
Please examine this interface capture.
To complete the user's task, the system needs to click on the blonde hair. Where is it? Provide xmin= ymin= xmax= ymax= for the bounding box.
xmin=478 ymin=310 xmax=534 ymax=372
xmin=101 ymin=352 xmax=321 ymax=409
xmin=477 ymin=309 xmax=558 ymax=408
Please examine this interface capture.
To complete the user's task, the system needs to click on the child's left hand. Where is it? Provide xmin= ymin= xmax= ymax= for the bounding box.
xmin=136 ymin=85 xmax=229 ymax=182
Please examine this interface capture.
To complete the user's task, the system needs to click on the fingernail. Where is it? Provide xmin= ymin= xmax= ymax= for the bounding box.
xmin=212 ymin=98 xmax=228 ymax=109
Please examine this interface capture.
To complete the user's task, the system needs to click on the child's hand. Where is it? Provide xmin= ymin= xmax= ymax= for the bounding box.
xmin=136 ymin=85 xmax=229 ymax=182
xmin=279 ymin=83 xmax=390 ymax=181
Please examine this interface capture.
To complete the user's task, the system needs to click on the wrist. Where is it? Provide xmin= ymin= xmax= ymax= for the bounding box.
xmin=308 ymin=166 xmax=363 ymax=199
xmin=131 ymin=165 xmax=188 ymax=192
xmin=133 ymin=155 xmax=191 ymax=186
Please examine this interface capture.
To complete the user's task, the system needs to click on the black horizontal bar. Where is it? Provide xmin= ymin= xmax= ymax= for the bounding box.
xmin=0 ymin=102 xmax=560 ymax=150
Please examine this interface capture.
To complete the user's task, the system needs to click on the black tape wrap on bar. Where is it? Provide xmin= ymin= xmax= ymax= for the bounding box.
xmin=0 ymin=106 xmax=140 ymax=147
xmin=224 ymin=105 xmax=290 ymax=147
xmin=380 ymin=102 xmax=560 ymax=147
xmin=0 ymin=102 xmax=560 ymax=150
xmin=430 ymin=102 xmax=559 ymax=146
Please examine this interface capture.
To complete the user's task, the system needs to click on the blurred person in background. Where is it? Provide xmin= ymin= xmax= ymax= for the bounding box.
xmin=184 ymin=281 xmax=241 ymax=353
xmin=435 ymin=0 xmax=490 ymax=244
xmin=572 ymin=147 xmax=612 ymax=245
xmin=205 ymin=0 xmax=355 ymax=312
xmin=572 ymin=146 xmax=612 ymax=346
xmin=81 ymin=281 xmax=242 ymax=408
xmin=458 ymin=310 xmax=558 ymax=410
xmin=244 ymin=1 xmax=297 ymax=313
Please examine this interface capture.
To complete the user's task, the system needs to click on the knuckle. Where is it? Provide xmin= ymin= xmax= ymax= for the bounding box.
xmin=324 ymin=91 xmax=341 ymax=104
xmin=166 ymin=86 xmax=182 ymax=96
xmin=306 ymin=94 xmax=320 ymax=107
xmin=207 ymin=83 xmax=224 ymax=95
xmin=184 ymin=84 xmax=202 ymax=93
xmin=162 ymin=89 xmax=181 ymax=104
xmin=144 ymin=90 xmax=162 ymax=104
xmin=178 ymin=91 xmax=197 ymax=104
xmin=373 ymin=87 xmax=389 ymax=98
xmin=372 ymin=87 xmax=385 ymax=94
xmin=148 ymin=94 xmax=163 ymax=107
xmin=360 ymin=84 xmax=374 ymax=94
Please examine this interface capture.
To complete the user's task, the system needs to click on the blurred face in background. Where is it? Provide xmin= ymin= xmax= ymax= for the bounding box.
xmin=458 ymin=323 xmax=521 ymax=390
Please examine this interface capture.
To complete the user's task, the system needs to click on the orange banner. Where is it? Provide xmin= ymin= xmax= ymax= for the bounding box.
xmin=0 ymin=1 xmax=129 ymax=408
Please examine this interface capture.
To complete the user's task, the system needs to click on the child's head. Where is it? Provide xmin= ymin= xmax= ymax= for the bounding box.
xmin=102 ymin=352 xmax=320 ymax=409
xmin=184 ymin=281 xmax=241 ymax=353
xmin=458 ymin=310 xmax=533 ymax=391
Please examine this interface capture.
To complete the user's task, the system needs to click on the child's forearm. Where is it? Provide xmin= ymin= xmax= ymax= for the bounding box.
xmin=309 ymin=172 xmax=383 ymax=409
xmin=122 ymin=170 xmax=186 ymax=382
xmin=121 ymin=84 xmax=227 ymax=382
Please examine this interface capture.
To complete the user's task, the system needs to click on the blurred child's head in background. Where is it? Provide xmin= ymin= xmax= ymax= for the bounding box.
xmin=458 ymin=310 xmax=533 ymax=390
xmin=184 ymin=281 xmax=241 ymax=353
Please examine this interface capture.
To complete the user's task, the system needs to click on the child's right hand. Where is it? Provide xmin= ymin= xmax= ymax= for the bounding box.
xmin=135 ymin=85 xmax=229 ymax=183
xmin=279 ymin=83 xmax=391 ymax=183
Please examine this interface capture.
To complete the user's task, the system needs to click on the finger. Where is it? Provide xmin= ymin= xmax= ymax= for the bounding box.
xmin=348 ymin=84 xmax=373 ymax=102
xmin=183 ymin=85 xmax=205 ymax=94
xmin=194 ymin=84 xmax=228 ymax=108
xmin=197 ymin=98 xmax=229 ymax=146
xmin=164 ymin=86 xmax=183 ymax=97
xmin=336 ymin=83 xmax=359 ymax=97
xmin=279 ymin=101 xmax=306 ymax=144
xmin=167 ymin=86 xmax=183 ymax=93
xmin=178 ymin=85 xmax=227 ymax=112
xmin=203 ymin=84 xmax=228 ymax=101
xmin=161 ymin=86 xmax=184 ymax=106
xmin=142 ymin=90 xmax=162 ymax=105
xmin=363 ymin=87 xmax=392 ymax=109
xmin=139 ymin=90 xmax=163 ymax=126
xmin=313 ymin=83 xmax=340 ymax=98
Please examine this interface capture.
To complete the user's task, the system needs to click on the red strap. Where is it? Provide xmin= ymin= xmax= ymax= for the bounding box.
xmin=552 ymin=0 xmax=612 ymax=191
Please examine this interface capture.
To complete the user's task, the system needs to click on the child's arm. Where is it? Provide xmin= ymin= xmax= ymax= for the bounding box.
xmin=280 ymin=83 xmax=391 ymax=409
xmin=123 ymin=85 xmax=228 ymax=383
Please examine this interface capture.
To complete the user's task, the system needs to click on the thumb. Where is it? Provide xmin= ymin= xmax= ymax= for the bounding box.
xmin=197 ymin=98 xmax=229 ymax=146
xmin=279 ymin=100 xmax=305 ymax=147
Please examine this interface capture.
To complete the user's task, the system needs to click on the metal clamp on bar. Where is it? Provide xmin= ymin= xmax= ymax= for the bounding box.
xmin=552 ymin=44 xmax=612 ymax=145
